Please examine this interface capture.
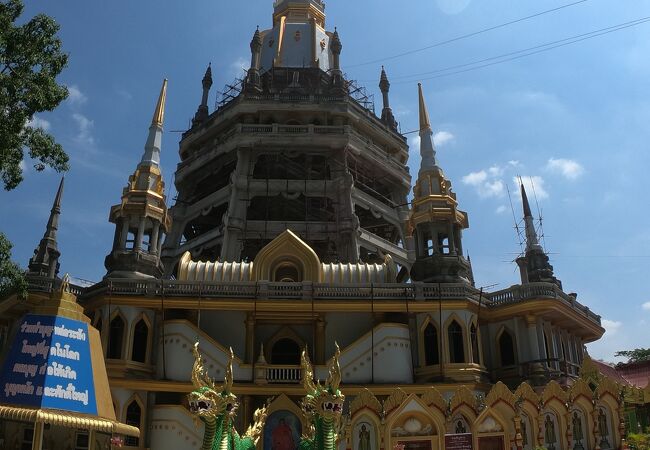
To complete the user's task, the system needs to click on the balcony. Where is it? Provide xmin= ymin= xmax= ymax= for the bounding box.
xmin=254 ymin=364 xmax=303 ymax=384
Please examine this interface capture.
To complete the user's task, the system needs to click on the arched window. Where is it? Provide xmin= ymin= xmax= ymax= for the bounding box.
xmin=124 ymin=400 xmax=141 ymax=447
xmin=131 ymin=318 xmax=149 ymax=363
xmin=274 ymin=263 xmax=302 ymax=282
xmin=499 ymin=330 xmax=516 ymax=367
xmin=448 ymin=320 xmax=465 ymax=363
xmin=271 ymin=338 xmax=301 ymax=364
xmin=423 ymin=323 xmax=439 ymax=366
xmin=108 ymin=315 xmax=125 ymax=359
xmin=470 ymin=323 xmax=480 ymax=364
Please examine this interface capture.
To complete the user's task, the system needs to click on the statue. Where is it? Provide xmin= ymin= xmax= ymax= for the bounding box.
xmin=573 ymin=412 xmax=584 ymax=450
xmin=358 ymin=424 xmax=371 ymax=450
xmin=599 ymin=409 xmax=610 ymax=449
xmin=187 ymin=343 xmax=268 ymax=450
xmin=299 ymin=345 xmax=345 ymax=450
xmin=545 ymin=415 xmax=557 ymax=450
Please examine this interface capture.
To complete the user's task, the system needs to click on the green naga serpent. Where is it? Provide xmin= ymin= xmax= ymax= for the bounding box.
xmin=298 ymin=344 xmax=346 ymax=450
xmin=188 ymin=343 xmax=268 ymax=450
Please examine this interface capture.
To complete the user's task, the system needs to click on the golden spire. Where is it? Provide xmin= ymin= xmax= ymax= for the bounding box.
xmin=418 ymin=83 xmax=431 ymax=130
xmin=151 ymin=79 xmax=168 ymax=127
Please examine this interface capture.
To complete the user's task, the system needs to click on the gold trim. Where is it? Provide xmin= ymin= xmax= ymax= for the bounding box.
xmin=0 ymin=406 xmax=139 ymax=437
xmin=152 ymin=79 xmax=167 ymax=127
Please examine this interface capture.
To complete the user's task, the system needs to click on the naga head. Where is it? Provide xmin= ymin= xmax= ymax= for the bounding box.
xmin=301 ymin=343 xmax=345 ymax=423
xmin=187 ymin=343 xmax=238 ymax=423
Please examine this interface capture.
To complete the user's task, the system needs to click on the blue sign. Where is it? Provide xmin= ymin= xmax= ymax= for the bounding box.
xmin=0 ymin=314 xmax=97 ymax=415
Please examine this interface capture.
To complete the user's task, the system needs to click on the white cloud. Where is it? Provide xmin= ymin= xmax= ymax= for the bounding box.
xmin=462 ymin=170 xmax=487 ymax=186
xmin=601 ymin=319 xmax=622 ymax=336
xmin=462 ymin=170 xmax=505 ymax=198
xmin=230 ymin=56 xmax=249 ymax=77
xmin=27 ymin=116 xmax=51 ymax=131
xmin=495 ymin=205 xmax=508 ymax=214
xmin=72 ymin=113 xmax=95 ymax=146
xmin=508 ymin=160 xmax=520 ymax=167
xmin=67 ymin=85 xmax=87 ymax=106
xmin=515 ymin=176 xmax=549 ymax=200
xmin=433 ymin=131 xmax=454 ymax=147
xmin=642 ymin=302 xmax=650 ymax=311
xmin=546 ymin=158 xmax=585 ymax=180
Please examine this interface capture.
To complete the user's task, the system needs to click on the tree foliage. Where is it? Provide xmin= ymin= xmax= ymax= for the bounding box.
xmin=615 ymin=348 xmax=650 ymax=363
xmin=0 ymin=0 xmax=69 ymax=190
xmin=0 ymin=232 xmax=27 ymax=298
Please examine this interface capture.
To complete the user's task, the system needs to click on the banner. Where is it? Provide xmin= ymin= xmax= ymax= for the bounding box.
xmin=0 ymin=314 xmax=97 ymax=414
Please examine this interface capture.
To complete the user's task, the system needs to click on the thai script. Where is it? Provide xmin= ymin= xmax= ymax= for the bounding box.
xmin=4 ymin=381 xmax=34 ymax=397
xmin=12 ymin=363 xmax=38 ymax=378
xmin=21 ymin=340 xmax=50 ymax=360
xmin=20 ymin=321 xmax=54 ymax=338
xmin=43 ymin=383 xmax=89 ymax=406
xmin=54 ymin=324 xmax=86 ymax=341
xmin=49 ymin=343 xmax=80 ymax=361
xmin=46 ymin=362 xmax=77 ymax=380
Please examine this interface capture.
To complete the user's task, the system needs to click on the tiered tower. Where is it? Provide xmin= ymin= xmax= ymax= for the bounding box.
xmin=516 ymin=183 xmax=562 ymax=288
xmin=161 ymin=0 xmax=413 ymax=273
xmin=409 ymin=84 xmax=472 ymax=284
xmin=104 ymin=80 xmax=172 ymax=279
xmin=27 ymin=177 xmax=65 ymax=279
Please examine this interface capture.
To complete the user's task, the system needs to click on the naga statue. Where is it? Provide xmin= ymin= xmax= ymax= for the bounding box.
xmin=299 ymin=344 xmax=346 ymax=450
xmin=188 ymin=343 xmax=268 ymax=450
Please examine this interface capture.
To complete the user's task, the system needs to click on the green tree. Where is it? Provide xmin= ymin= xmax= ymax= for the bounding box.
xmin=0 ymin=232 xmax=27 ymax=298
xmin=1 ymin=0 xmax=69 ymax=191
xmin=1 ymin=0 xmax=69 ymax=296
xmin=615 ymin=349 xmax=650 ymax=363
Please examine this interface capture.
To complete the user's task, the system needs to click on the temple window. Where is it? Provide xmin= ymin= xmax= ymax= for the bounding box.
xmin=124 ymin=400 xmax=142 ymax=447
xmin=423 ymin=323 xmax=439 ymax=366
xmin=271 ymin=338 xmax=301 ymax=365
xmin=448 ymin=320 xmax=465 ymax=363
xmin=21 ymin=427 xmax=34 ymax=450
xmin=274 ymin=263 xmax=302 ymax=282
xmin=75 ymin=432 xmax=89 ymax=450
xmin=108 ymin=315 xmax=125 ymax=359
xmin=470 ymin=323 xmax=480 ymax=364
xmin=131 ymin=318 xmax=149 ymax=363
xmin=499 ymin=330 xmax=516 ymax=367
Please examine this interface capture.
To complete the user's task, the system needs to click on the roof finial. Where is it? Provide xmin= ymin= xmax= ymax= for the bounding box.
xmin=520 ymin=180 xmax=541 ymax=251
xmin=418 ymin=82 xmax=431 ymax=130
xmin=417 ymin=83 xmax=437 ymax=173
xmin=151 ymin=78 xmax=168 ymax=127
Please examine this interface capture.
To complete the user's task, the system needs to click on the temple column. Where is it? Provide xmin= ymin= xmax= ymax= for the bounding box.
xmin=245 ymin=313 xmax=255 ymax=364
xmin=119 ymin=221 xmax=130 ymax=249
xmin=150 ymin=222 xmax=160 ymax=255
xmin=135 ymin=217 xmax=146 ymax=251
xmin=315 ymin=315 xmax=326 ymax=364
xmin=31 ymin=422 xmax=44 ymax=450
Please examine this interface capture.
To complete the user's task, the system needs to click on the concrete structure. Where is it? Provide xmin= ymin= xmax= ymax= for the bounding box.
xmin=1 ymin=2 xmax=641 ymax=450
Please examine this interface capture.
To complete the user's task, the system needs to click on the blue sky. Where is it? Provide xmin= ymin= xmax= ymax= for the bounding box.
xmin=2 ymin=0 xmax=649 ymax=362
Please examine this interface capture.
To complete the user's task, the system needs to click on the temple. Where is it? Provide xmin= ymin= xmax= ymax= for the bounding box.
xmin=1 ymin=2 xmax=645 ymax=450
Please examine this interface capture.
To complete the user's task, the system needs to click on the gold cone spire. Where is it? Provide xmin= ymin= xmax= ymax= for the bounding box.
xmin=151 ymin=79 xmax=168 ymax=127
xmin=418 ymin=83 xmax=431 ymax=130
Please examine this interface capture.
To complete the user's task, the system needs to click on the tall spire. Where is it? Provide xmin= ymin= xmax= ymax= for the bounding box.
xmin=105 ymin=79 xmax=172 ymax=279
xmin=417 ymin=83 xmax=437 ymax=174
xmin=520 ymin=182 xmax=541 ymax=251
xmin=28 ymin=177 xmax=64 ymax=278
xmin=141 ymin=79 xmax=167 ymax=167
xmin=515 ymin=180 xmax=562 ymax=289
xmin=193 ymin=65 xmax=213 ymax=125
xmin=379 ymin=67 xmax=397 ymax=131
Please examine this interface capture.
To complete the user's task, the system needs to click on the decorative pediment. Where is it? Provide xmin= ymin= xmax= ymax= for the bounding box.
xmin=450 ymin=386 xmax=476 ymax=414
xmin=383 ymin=388 xmax=408 ymax=415
xmin=569 ymin=378 xmax=594 ymax=403
xmin=350 ymin=389 xmax=382 ymax=417
xmin=541 ymin=380 xmax=568 ymax=405
xmin=514 ymin=382 xmax=539 ymax=407
xmin=254 ymin=230 xmax=321 ymax=282
xmin=486 ymin=381 xmax=517 ymax=408
xmin=596 ymin=376 xmax=621 ymax=401
xmin=421 ymin=387 xmax=447 ymax=412
xmin=579 ymin=355 xmax=602 ymax=383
